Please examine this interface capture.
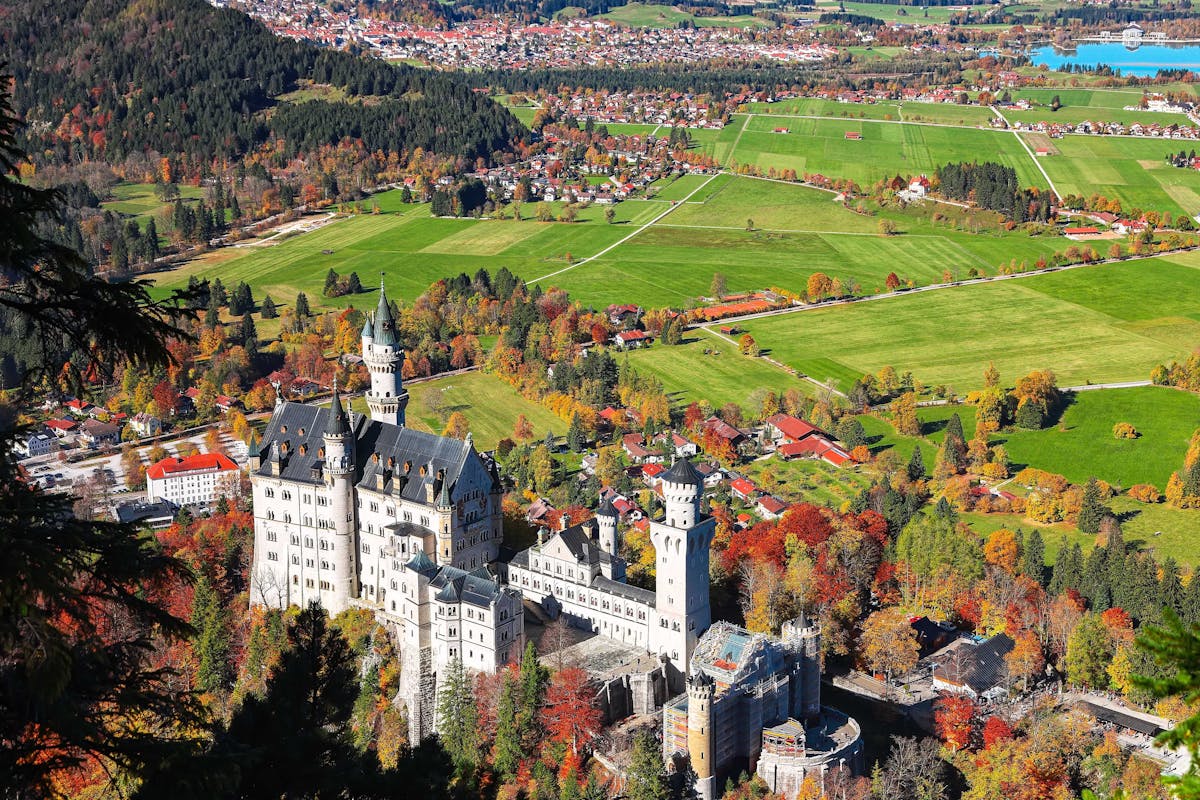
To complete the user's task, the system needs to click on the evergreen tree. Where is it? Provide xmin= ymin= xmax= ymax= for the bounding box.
xmin=517 ymin=641 xmax=548 ymax=747
xmin=436 ymin=657 xmax=478 ymax=777
xmin=944 ymin=412 xmax=964 ymax=449
xmin=907 ymin=445 xmax=925 ymax=481
xmin=346 ymin=271 xmax=363 ymax=294
xmin=835 ymin=416 xmax=867 ymax=449
xmin=144 ymin=218 xmax=160 ymax=261
xmin=324 ymin=268 xmax=340 ymax=297
xmin=492 ymin=672 xmax=521 ymax=780
xmin=295 ymin=291 xmax=311 ymax=319
xmin=1183 ymin=570 xmax=1200 ymax=626
xmin=260 ymin=294 xmax=277 ymax=319
xmin=191 ymin=573 xmax=232 ymax=694
xmin=110 ymin=234 xmax=129 ymax=275
xmin=204 ymin=303 xmax=220 ymax=329
xmin=211 ymin=277 xmax=227 ymax=308
xmin=1078 ymin=476 xmax=1108 ymax=534
xmin=229 ymin=191 xmax=241 ymax=222
xmin=1049 ymin=539 xmax=1083 ymax=595
xmin=241 ymin=312 xmax=258 ymax=356
xmin=566 ymin=413 xmax=585 ymax=453
xmin=625 ymin=730 xmax=668 ymax=800
xmin=544 ymin=429 xmax=556 ymax=451
xmin=1081 ymin=545 xmax=1112 ymax=611
xmin=1021 ymin=528 xmax=1045 ymax=585
xmin=1159 ymin=557 xmax=1185 ymax=618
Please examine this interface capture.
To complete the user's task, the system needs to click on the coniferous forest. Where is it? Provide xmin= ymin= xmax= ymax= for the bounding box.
xmin=0 ymin=0 xmax=527 ymax=168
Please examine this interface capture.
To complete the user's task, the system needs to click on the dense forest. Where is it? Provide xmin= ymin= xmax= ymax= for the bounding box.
xmin=935 ymin=161 xmax=1053 ymax=223
xmin=0 ymin=0 xmax=527 ymax=168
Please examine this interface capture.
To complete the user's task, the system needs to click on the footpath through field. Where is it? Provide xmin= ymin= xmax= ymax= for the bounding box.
xmin=529 ymin=172 xmax=720 ymax=284
xmin=991 ymin=105 xmax=1063 ymax=199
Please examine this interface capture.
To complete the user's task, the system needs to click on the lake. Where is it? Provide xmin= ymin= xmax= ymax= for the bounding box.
xmin=1028 ymin=42 xmax=1200 ymax=77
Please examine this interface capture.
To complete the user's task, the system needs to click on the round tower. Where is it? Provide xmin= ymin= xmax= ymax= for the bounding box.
xmin=595 ymin=496 xmax=619 ymax=556
xmin=323 ymin=380 xmax=358 ymax=611
xmin=363 ymin=280 xmax=408 ymax=426
xmin=687 ymin=669 xmax=717 ymax=800
xmin=661 ymin=457 xmax=702 ymax=530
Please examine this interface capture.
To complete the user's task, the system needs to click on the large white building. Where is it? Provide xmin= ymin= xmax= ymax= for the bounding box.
xmin=146 ymin=452 xmax=240 ymax=508
xmin=248 ymin=287 xmax=524 ymax=740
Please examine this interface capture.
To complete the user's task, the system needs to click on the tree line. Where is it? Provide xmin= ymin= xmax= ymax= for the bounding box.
xmin=935 ymin=161 xmax=1052 ymax=223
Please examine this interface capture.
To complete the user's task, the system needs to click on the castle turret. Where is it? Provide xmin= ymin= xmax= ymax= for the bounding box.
xmin=596 ymin=496 xmax=619 ymax=556
xmin=322 ymin=380 xmax=357 ymax=612
xmin=782 ymin=615 xmax=822 ymax=724
xmin=650 ymin=458 xmax=716 ymax=686
xmin=247 ymin=430 xmax=261 ymax=472
xmin=363 ymin=281 xmax=408 ymax=426
xmin=687 ymin=669 xmax=717 ymax=800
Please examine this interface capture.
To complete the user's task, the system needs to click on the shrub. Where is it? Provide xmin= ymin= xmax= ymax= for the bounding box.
xmin=1112 ymin=422 xmax=1139 ymax=439
xmin=979 ymin=462 xmax=1009 ymax=480
xmin=1128 ymin=484 xmax=1161 ymax=503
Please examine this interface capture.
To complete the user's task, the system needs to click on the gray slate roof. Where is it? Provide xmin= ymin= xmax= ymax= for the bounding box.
xmin=429 ymin=564 xmax=506 ymax=607
xmin=662 ymin=457 xmax=702 ymax=486
xmin=256 ymin=400 xmax=479 ymax=501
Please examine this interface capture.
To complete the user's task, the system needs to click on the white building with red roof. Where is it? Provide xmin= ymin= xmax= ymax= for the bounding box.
xmin=146 ymin=452 xmax=240 ymax=508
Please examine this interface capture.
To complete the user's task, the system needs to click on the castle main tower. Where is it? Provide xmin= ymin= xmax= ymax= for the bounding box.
xmin=322 ymin=381 xmax=358 ymax=613
xmin=650 ymin=458 xmax=716 ymax=685
xmin=362 ymin=282 xmax=408 ymax=425
xmin=595 ymin=496 xmax=619 ymax=556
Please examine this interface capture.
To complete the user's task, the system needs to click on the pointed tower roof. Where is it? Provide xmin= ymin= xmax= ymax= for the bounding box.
xmin=360 ymin=313 xmax=373 ymax=339
xmin=373 ymin=279 xmax=398 ymax=347
xmin=327 ymin=378 xmax=349 ymax=436
xmin=247 ymin=430 xmax=260 ymax=459
xmin=596 ymin=496 xmax=618 ymax=518
xmin=662 ymin=456 xmax=702 ymax=487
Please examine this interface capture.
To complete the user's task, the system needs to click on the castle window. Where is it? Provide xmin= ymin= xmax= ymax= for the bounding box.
xmin=283 ymin=514 xmax=292 ymax=524
xmin=282 ymin=491 xmax=292 ymax=501
xmin=266 ymin=532 xmax=277 ymax=543
xmin=303 ymin=494 xmax=311 ymax=504
xmin=264 ymin=488 xmax=275 ymax=498
xmin=293 ymin=575 xmax=298 ymax=585
xmin=370 ymin=502 xmax=379 ymax=512
xmin=291 ymin=555 xmax=299 ymax=566
xmin=267 ymin=510 xmax=275 ymax=520
xmin=266 ymin=551 xmax=278 ymax=562
xmin=306 ymin=579 xmax=314 ymax=588
xmin=290 ymin=535 xmax=299 ymax=545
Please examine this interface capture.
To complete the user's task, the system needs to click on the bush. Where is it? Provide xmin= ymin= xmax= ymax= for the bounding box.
xmin=1128 ymin=484 xmax=1161 ymax=503
xmin=1015 ymin=400 xmax=1045 ymax=430
xmin=1112 ymin=422 xmax=1139 ymax=439
xmin=979 ymin=462 xmax=1009 ymax=480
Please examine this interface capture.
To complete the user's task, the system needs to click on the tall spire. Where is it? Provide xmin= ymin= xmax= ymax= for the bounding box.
xmin=373 ymin=276 xmax=397 ymax=347
xmin=327 ymin=376 xmax=349 ymax=436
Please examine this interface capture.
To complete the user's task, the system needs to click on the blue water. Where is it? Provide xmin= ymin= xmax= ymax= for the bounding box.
xmin=1028 ymin=42 xmax=1200 ymax=77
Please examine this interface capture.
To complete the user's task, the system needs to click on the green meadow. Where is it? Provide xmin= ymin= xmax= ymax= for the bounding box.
xmin=741 ymin=252 xmax=1200 ymax=393
xmin=722 ymin=114 xmax=1047 ymax=190
xmin=597 ymin=2 xmax=767 ymax=27
xmin=623 ymin=331 xmax=812 ymax=410
xmin=744 ymin=98 xmax=996 ymax=128
xmin=103 ymin=182 xmax=205 ymax=229
xmin=996 ymin=386 xmax=1200 ymax=490
xmin=1024 ymin=133 xmax=1200 ymax=217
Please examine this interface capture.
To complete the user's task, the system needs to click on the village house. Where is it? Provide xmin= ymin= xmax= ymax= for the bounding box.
xmin=79 ymin=419 xmax=121 ymax=449
xmin=614 ymin=330 xmax=654 ymax=350
xmin=130 ymin=412 xmax=163 ymax=438
xmin=13 ymin=429 xmax=57 ymax=459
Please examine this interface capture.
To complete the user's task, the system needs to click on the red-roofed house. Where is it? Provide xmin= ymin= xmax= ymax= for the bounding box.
xmin=641 ymin=462 xmax=665 ymax=486
xmin=622 ymin=433 xmax=658 ymax=463
xmin=65 ymin=398 xmax=96 ymax=418
xmin=765 ymin=413 xmax=825 ymax=444
xmin=729 ymin=477 xmax=758 ymax=501
xmin=614 ymin=330 xmax=653 ymax=350
xmin=45 ymin=418 xmax=79 ymax=438
xmin=779 ymin=437 xmax=853 ymax=467
xmin=701 ymin=416 xmax=746 ymax=448
xmin=146 ymin=452 xmax=239 ymax=508
xmin=756 ymin=495 xmax=788 ymax=519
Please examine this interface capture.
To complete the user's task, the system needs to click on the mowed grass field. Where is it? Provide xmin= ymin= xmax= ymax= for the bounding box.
xmin=152 ymin=196 xmax=668 ymax=307
xmin=740 ymin=252 xmax=1200 ymax=393
xmin=720 ymin=115 xmax=1048 ymax=190
xmin=996 ymin=387 xmax=1200 ymax=490
xmin=349 ymin=371 xmax=564 ymax=450
xmin=541 ymin=175 xmax=1062 ymax=307
xmin=623 ymin=331 xmax=812 ymax=410
xmin=598 ymin=2 xmax=767 ymax=27
xmin=744 ymin=98 xmax=996 ymax=128
xmin=1024 ymin=132 xmax=1200 ymax=218
xmin=104 ymin=182 xmax=204 ymax=229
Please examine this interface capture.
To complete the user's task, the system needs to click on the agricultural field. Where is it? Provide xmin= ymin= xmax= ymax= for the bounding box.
xmin=351 ymin=371 xmax=564 ymax=450
xmin=1000 ymin=103 xmax=1193 ymax=129
xmin=816 ymin=0 xmax=961 ymax=23
xmin=597 ymin=2 xmax=767 ymax=27
xmin=721 ymin=115 xmax=1047 ymax=190
xmin=543 ymin=175 xmax=1062 ymax=307
xmin=995 ymin=386 xmax=1200 ymax=490
xmin=103 ymin=182 xmax=204 ymax=229
xmin=623 ymin=331 xmax=812 ymax=411
xmin=1023 ymin=132 xmax=1200 ymax=217
xmin=151 ymin=197 xmax=665 ymax=309
xmin=740 ymin=254 xmax=1200 ymax=393
xmin=744 ymin=98 xmax=996 ymax=128
xmin=857 ymin=409 xmax=979 ymax=473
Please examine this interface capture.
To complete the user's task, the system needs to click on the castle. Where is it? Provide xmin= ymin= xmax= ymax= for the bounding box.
xmin=248 ymin=286 xmax=523 ymax=739
xmin=246 ymin=287 xmax=859 ymax=793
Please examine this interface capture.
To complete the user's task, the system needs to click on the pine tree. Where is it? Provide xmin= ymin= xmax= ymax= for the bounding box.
xmin=492 ymin=672 xmax=521 ymax=780
xmin=1049 ymin=539 xmax=1083 ymax=595
xmin=1081 ymin=546 xmax=1112 ymax=611
xmin=1182 ymin=573 xmax=1200 ymax=625
xmin=566 ymin=413 xmax=585 ymax=453
xmin=944 ymin=412 xmax=965 ymax=449
xmin=517 ymin=641 xmax=547 ymax=748
xmin=435 ymin=657 xmax=478 ymax=772
xmin=144 ymin=218 xmax=160 ymax=261
xmin=1078 ymin=476 xmax=1108 ymax=534
xmin=295 ymin=292 xmax=311 ymax=319
xmin=260 ymin=294 xmax=277 ymax=319
xmin=346 ymin=271 xmax=363 ymax=294
xmin=1021 ymin=529 xmax=1045 ymax=585
xmin=241 ymin=312 xmax=258 ymax=356
xmin=229 ymin=191 xmax=241 ymax=222
xmin=625 ymin=730 xmax=668 ymax=800
xmin=324 ymin=268 xmax=340 ymax=297
xmin=191 ymin=573 xmax=232 ymax=693
xmin=544 ymin=429 xmax=556 ymax=451
xmin=1159 ymin=557 xmax=1185 ymax=618
xmin=907 ymin=445 xmax=925 ymax=481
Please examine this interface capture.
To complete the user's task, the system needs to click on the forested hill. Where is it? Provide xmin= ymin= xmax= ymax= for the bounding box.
xmin=0 ymin=0 xmax=526 ymax=167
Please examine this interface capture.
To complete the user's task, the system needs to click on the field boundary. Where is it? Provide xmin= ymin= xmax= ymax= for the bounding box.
xmin=992 ymin=105 xmax=1063 ymax=198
